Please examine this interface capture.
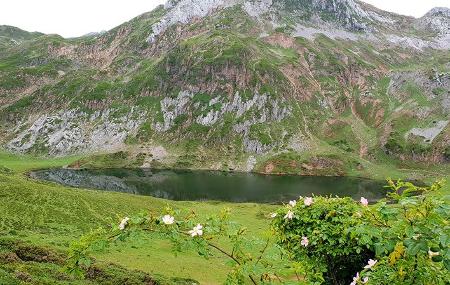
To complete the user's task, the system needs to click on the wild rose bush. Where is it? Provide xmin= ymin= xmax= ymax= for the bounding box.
xmin=66 ymin=180 xmax=450 ymax=285
xmin=349 ymin=179 xmax=450 ymax=285
xmin=271 ymin=196 xmax=373 ymax=284
xmin=272 ymin=179 xmax=450 ymax=285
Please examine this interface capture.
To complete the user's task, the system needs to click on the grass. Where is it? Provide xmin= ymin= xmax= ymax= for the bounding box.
xmin=0 ymin=150 xmax=275 ymax=284
xmin=0 ymin=151 xmax=81 ymax=172
xmin=1 ymin=150 xmax=448 ymax=284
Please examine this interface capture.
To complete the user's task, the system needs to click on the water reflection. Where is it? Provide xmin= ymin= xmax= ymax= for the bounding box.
xmin=31 ymin=168 xmax=388 ymax=204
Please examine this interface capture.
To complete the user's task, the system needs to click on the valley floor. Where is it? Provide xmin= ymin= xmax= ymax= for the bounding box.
xmin=0 ymin=150 xmax=448 ymax=284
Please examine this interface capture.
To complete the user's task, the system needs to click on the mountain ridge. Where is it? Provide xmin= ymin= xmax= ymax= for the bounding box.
xmin=0 ymin=0 xmax=448 ymax=175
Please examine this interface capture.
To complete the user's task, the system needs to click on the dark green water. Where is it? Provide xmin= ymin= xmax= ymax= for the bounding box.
xmin=31 ymin=168 xmax=387 ymax=204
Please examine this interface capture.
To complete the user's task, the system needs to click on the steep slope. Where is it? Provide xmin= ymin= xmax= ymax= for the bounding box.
xmin=0 ymin=1 xmax=449 ymax=175
xmin=0 ymin=25 xmax=43 ymax=49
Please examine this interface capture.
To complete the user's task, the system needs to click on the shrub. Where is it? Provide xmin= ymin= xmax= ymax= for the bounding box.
xmin=271 ymin=196 xmax=373 ymax=284
xmin=272 ymin=180 xmax=450 ymax=285
xmin=349 ymin=179 xmax=449 ymax=285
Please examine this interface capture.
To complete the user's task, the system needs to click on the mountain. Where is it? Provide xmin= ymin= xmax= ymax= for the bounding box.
xmin=0 ymin=25 xmax=43 ymax=51
xmin=0 ymin=0 xmax=449 ymax=175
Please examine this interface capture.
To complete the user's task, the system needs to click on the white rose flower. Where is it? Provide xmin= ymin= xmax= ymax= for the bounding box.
xmin=162 ymin=215 xmax=175 ymax=225
xmin=364 ymin=259 xmax=377 ymax=269
xmin=119 ymin=217 xmax=130 ymax=231
xmin=189 ymin=224 xmax=203 ymax=237
xmin=284 ymin=210 xmax=294 ymax=220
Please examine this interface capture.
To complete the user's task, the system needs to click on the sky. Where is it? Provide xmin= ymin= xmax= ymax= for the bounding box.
xmin=0 ymin=0 xmax=449 ymax=38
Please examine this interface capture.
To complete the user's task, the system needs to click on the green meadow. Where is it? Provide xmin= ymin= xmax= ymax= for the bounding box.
xmin=0 ymin=151 xmax=276 ymax=284
xmin=0 ymin=150 xmax=448 ymax=284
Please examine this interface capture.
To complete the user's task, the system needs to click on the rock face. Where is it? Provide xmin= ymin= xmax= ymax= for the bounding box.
xmin=154 ymin=90 xmax=291 ymax=154
xmin=148 ymin=0 xmax=240 ymax=43
xmin=417 ymin=7 xmax=450 ymax=49
xmin=309 ymin=0 xmax=370 ymax=31
xmin=7 ymin=108 xmax=147 ymax=155
xmin=420 ymin=7 xmax=450 ymax=33
xmin=408 ymin=121 xmax=449 ymax=144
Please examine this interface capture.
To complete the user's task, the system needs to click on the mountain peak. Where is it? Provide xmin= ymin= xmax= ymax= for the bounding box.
xmin=424 ymin=7 xmax=450 ymax=18
xmin=148 ymin=0 xmax=239 ymax=43
xmin=147 ymin=0 xmax=373 ymax=43
xmin=418 ymin=6 xmax=450 ymax=45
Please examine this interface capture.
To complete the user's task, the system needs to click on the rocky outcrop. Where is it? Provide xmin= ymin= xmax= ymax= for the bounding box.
xmin=417 ymin=7 xmax=450 ymax=49
xmin=407 ymin=120 xmax=449 ymax=144
xmin=154 ymin=90 xmax=291 ymax=154
xmin=7 ymin=108 xmax=147 ymax=156
xmin=154 ymin=91 xmax=194 ymax=132
xmin=148 ymin=0 xmax=240 ymax=43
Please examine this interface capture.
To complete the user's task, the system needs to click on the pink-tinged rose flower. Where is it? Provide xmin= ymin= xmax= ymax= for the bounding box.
xmin=362 ymin=277 xmax=369 ymax=284
xmin=301 ymin=236 xmax=309 ymax=247
xmin=304 ymin=197 xmax=313 ymax=206
xmin=288 ymin=200 xmax=297 ymax=207
xmin=284 ymin=210 xmax=294 ymax=220
xmin=360 ymin=197 xmax=369 ymax=206
xmin=364 ymin=259 xmax=377 ymax=269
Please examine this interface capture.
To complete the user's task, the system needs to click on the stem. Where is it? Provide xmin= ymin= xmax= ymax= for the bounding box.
xmin=255 ymin=238 xmax=270 ymax=266
xmin=207 ymin=241 xmax=258 ymax=285
xmin=140 ymin=227 xmax=260 ymax=284
xmin=368 ymin=210 xmax=388 ymax=227
xmin=402 ymin=205 xmax=413 ymax=226
xmin=207 ymin=242 xmax=241 ymax=265
xmin=274 ymin=273 xmax=282 ymax=283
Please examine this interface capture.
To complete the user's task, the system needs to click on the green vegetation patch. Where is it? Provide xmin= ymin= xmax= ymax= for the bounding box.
xmin=0 ymin=238 xmax=195 ymax=285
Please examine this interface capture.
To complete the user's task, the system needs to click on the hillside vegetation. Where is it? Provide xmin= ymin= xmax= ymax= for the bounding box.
xmin=0 ymin=151 xmax=276 ymax=284
xmin=0 ymin=0 xmax=448 ymax=175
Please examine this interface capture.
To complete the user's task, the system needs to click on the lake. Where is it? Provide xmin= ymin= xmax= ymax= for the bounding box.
xmin=31 ymin=168 xmax=388 ymax=204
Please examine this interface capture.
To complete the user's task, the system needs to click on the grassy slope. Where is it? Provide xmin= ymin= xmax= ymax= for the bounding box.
xmin=0 ymin=151 xmax=275 ymax=284
xmin=1 ymin=150 xmax=448 ymax=284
